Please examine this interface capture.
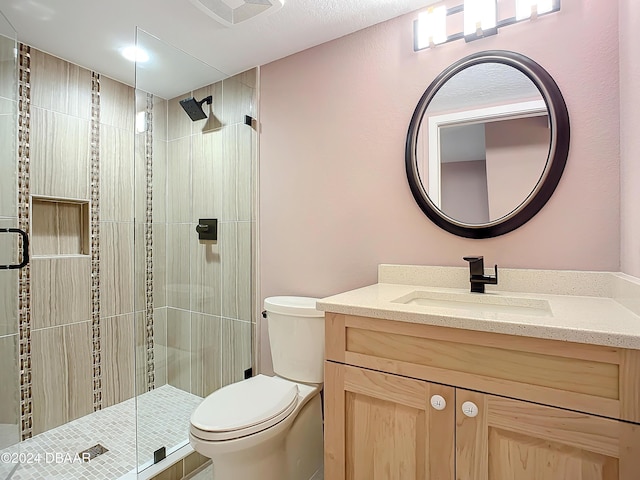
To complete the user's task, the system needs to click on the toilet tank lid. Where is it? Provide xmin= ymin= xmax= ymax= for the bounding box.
xmin=264 ymin=296 xmax=324 ymax=317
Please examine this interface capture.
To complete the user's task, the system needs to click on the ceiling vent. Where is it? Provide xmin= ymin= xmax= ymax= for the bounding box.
xmin=189 ymin=0 xmax=284 ymax=27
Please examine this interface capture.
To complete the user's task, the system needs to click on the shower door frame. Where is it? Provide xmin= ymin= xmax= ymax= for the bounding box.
xmin=0 ymin=9 xmax=22 ymax=466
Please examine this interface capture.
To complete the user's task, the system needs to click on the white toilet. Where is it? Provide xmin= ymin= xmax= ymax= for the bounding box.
xmin=189 ymin=296 xmax=325 ymax=480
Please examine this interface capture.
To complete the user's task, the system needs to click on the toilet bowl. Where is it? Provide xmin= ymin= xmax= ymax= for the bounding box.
xmin=189 ymin=296 xmax=325 ymax=480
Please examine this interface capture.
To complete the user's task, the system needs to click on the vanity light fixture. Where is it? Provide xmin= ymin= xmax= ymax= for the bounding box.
xmin=463 ymin=0 xmax=497 ymax=42
xmin=413 ymin=0 xmax=561 ymax=51
xmin=416 ymin=6 xmax=448 ymax=49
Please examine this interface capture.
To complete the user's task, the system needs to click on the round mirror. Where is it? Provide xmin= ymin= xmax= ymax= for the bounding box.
xmin=405 ymin=50 xmax=570 ymax=238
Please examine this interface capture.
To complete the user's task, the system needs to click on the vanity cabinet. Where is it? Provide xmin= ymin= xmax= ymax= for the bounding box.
xmin=324 ymin=313 xmax=640 ymax=480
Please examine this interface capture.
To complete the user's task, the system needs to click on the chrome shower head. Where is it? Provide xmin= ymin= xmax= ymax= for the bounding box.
xmin=179 ymin=95 xmax=213 ymax=121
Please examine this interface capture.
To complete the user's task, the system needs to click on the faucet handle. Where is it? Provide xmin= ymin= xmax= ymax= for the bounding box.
xmin=463 ymin=256 xmax=483 ymax=263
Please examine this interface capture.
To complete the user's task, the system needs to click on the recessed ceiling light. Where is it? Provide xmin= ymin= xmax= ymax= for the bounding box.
xmin=121 ymin=46 xmax=149 ymax=63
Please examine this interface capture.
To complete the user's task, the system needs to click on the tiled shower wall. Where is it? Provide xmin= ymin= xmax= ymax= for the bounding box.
xmin=26 ymin=48 xmax=145 ymax=435
xmin=163 ymin=71 xmax=256 ymax=398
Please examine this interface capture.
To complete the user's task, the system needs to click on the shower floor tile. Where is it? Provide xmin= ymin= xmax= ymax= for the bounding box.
xmin=0 ymin=385 xmax=203 ymax=480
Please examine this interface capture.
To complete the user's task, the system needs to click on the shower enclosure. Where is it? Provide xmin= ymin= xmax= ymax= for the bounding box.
xmin=0 ymin=15 xmax=256 ymax=479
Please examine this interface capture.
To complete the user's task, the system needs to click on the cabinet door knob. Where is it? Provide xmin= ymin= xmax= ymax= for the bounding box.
xmin=461 ymin=401 xmax=479 ymax=417
xmin=430 ymin=395 xmax=447 ymax=410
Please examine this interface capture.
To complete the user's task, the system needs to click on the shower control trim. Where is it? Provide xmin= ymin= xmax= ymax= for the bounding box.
xmin=196 ymin=219 xmax=218 ymax=241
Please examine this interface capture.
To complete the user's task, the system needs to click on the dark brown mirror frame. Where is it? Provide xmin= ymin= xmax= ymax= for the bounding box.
xmin=405 ymin=50 xmax=570 ymax=239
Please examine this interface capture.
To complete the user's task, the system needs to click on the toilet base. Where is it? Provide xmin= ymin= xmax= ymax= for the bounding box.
xmin=285 ymin=393 xmax=324 ymax=480
xmin=191 ymin=392 xmax=323 ymax=480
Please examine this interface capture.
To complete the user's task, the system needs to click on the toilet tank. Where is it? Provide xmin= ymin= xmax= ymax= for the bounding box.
xmin=264 ymin=296 xmax=325 ymax=384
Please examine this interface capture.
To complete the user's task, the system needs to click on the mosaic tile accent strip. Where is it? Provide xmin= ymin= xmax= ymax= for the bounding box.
xmin=0 ymin=385 xmax=203 ymax=480
xmin=17 ymin=43 xmax=33 ymax=442
xmin=145 ymin=93 xmax=155 ymax=391
xmin=90 ymin=71 xmax=102 ymax=412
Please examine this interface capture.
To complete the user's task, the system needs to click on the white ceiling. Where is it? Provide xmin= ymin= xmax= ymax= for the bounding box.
xmin=428 ymin=63 xmax=543 ymax=114
xmin=0 ymin=0 xmax=436 ymax=98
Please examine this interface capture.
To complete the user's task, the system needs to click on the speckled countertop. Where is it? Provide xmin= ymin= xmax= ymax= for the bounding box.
xmin=316 ymin=265 xmax=640 ymax=349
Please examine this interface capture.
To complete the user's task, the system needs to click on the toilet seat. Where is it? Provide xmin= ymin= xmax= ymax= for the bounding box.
xmin=190 ymin=375 xmax=299 ymax=441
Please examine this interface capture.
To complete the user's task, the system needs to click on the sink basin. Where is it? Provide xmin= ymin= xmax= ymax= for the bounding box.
xmin=392 ymin=290 xmax=552 ymax=317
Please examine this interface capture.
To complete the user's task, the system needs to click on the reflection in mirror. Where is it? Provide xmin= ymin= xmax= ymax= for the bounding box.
xmin=406 ymin=51 xmax=570 ymax=238
xmin=416 ymin=63 xmax=550 ymax=224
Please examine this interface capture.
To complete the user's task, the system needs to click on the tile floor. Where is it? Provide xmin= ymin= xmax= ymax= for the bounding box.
xmin=0 ymin=385 xmax=203 ymax=480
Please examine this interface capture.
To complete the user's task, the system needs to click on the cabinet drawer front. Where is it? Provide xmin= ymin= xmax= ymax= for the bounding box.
xmin=346 ymin=327 xmax=618 ymax=398
xmin=326 ymin=313 xmax=640 ymax=422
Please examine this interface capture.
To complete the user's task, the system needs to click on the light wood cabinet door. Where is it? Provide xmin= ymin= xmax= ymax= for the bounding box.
xmin=325 ymin=361 xmax=455 ymax=480
xmin=456 ymin=389 xmax=640 ymax=480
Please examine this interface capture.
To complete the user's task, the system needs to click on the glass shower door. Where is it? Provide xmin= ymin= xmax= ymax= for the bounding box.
xmin=133 ymin=29 xmax=255 ymax=475
xmin=0 ymin=9 xmax=21 ymax=479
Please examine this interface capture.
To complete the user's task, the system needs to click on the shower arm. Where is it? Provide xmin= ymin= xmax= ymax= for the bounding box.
xmin=198 ymin=96 xmax=213 ymax=108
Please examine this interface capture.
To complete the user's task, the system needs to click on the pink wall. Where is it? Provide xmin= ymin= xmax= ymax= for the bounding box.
xmin=620 ymin=0 xmax=640 ymax=277
xmin=441 ymin=160 xmax=489 ymax=223
xmin=485 ymin=116 xmax=550 ymax=219
xmin=259 ymin=0 xmax=621 ymax=369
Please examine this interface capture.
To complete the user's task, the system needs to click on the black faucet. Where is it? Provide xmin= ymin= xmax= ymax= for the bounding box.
xmin=462 ymin=256 xmax=498 ymax=293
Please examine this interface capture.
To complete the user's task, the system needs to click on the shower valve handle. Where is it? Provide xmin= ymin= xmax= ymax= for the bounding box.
xmin=196 ymin=219 xmax=218 ymax=241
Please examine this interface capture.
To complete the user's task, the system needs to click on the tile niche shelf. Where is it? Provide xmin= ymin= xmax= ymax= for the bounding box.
xmin=31 ymin=197 xmax=90 ymax=256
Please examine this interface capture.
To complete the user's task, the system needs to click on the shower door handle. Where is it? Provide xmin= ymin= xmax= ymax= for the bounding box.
xmin=0 ymin=228 xmax=30 ymax=270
